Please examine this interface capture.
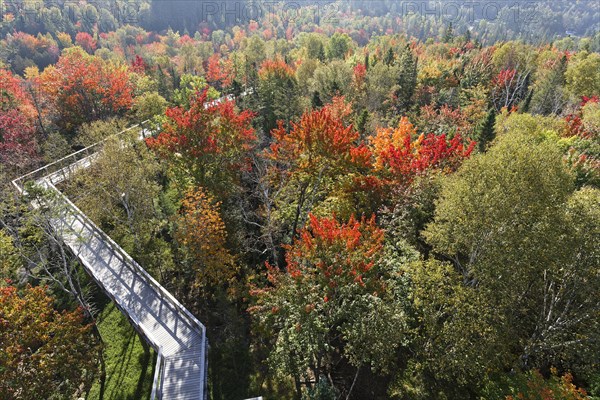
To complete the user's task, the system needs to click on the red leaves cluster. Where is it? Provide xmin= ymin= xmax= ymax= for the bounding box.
xmin=564 ymin=96 xmax=599 ymax=139
xmin=273 ymin=213 xmax=384 ymax=294
xmin=492 ymin=68 xmax=518 ymax=88
xmin=131 ymin=55 xmax=147 ymax=73
xmin=146 ymin=89 xmax=256 ymax=179
xmin=75 ymin=32 xmax=97 ymax=53
xmin=353 ymin=62 xmax=367 ymax=85
xmin=206 ymin=53 xmax=234 ymax=88
xmin=275 ymin=107 xmax=476 ymax=182
xmin=387 ymin=133 xmax=473 ymax=176
xmin=0 ymin=109 xmax=38 ymax=169
xmin=371 ymin=117 xmax=475 ymax=186
xmin=267 ymin=103 xmax=369 ymax=171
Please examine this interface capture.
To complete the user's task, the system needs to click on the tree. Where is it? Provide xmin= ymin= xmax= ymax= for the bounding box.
xmin=490 ymin=68 xmax=530 ymax=112
xmin=38 ymin=47 xmax=133 ymax=131
xmin=501 ymin=369 xmax=589 ymax=400
xmin=251 ymin=214 xmax=409 ymax=398
xmin=369 ymin=117 xmax=474 ymax=189
xmin=146 ymin=90 xmax=256 ymax=194
xmin=74 ymin=32 xmax=96 ymax=53
xmin=172 ymin=74 xmax=217 ymax=109
xmin=0 ymin=285 xmax=99 ymax=399
xmin=384 ymin=47 xmax=395 ymax=66
xmin=74 ymin=117 xmax=129 ymax=147
xmin=422 ymin=131 xmax=600 ymax=386
xmin=70 ymin=131 xmax=161 ymax=258
xmin=257 ymin=58 xmax=301 ymax=135
xmin=173 ymin=187 xmax=238 ymax=296
xmin=565 ymin=51 xmax=600 ymax=99
xmin=302 ymin=33 xmax=326 ymax=61
xmin=530 ymin=54 xmax=567 ymax=115
xmin=365 ymin=61 xmax=398 ymax=115
xmin=0 ymin=69 xmax=39 ymax=172
xmin=312 ymin=60 xmax=353 ymax=105
xmin=264 ymin=103 xmax=372 ymax=243
xmin=130 ymin=91 xmax=168 ymax=123
xmin=206 ymin=53 xmax=234 ymax=91
xmin=442 ymin=22 xmax=454 ymax=43
xmin=0 ymin=229 xmax=19 ymax=278
xmin=326 ymin=32 xmax=352 ymax=60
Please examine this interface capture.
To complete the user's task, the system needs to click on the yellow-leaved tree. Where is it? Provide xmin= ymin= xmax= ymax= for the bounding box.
xmin=174 ymin=187 xmax=238 ymax=295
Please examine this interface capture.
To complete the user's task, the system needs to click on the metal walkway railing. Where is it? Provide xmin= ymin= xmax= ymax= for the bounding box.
xmin=12 ymin=120 xmax=208 ymax=400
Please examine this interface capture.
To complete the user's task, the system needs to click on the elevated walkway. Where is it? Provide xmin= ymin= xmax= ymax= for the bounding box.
xmin=12 ymin=121 xmax=207 ymax=400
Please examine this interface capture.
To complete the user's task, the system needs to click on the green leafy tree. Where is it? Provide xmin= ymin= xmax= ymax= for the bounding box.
xmin=421 ymin=131 xmax=600 ymax=388
xmin=326 ymin=33 xmax=352 ymax=60
xmin=392 ymin=45 xmax=417 ymax=115
xmin=70 ymin=132 xmax=161 ymax=258
xmin=257 ymin=58 xmax=301 ymax=135
xmin=0 ymin=229 xmax=19 ymax=278
xmin=130 ymin=91 xmax=168 ymax=123
xmin=311 ymin=60 xmax=353 ymax=104
xmin=565 ymin=51 xmax=600 ymax=99
xmin=530 ymin=54 xmax=567 ymax=115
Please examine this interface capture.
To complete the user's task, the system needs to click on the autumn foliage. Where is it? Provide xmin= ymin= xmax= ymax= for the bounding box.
xmin=75 ymin=32 xmax=97 ymax=53
xmin=279 ymin=213 xmax=384 ymax=292
xmin=0 ymin=69 xmax=39 ymax=169
xmin=0 ymin=285 xmax=98 ymax=399
xmin=206 ymin=53 xmax=234 ymax=88
xmin=146 ymin=89 xmax=255 ymax=189
xmin=174 ymin=187 xmax=238 ymax=290
xmin=505 ymin=369 xmax=589 ymax=400
xmin=267 ymin=103 xmax=371 ymax=173
xmin=258 ymin=58 xmax=295 ymax=79
xmin=38 ymin=47 xmax=133 ymax=129
xmin=370 ymin=116 xmax=475 ymax=185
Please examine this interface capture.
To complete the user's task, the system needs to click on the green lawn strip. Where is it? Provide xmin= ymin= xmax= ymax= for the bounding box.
xmin=86 ymin=301 xmax=155 ymax=400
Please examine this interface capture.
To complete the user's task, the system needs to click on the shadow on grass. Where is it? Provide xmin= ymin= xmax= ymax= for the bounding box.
xmin=87 ymin=293 xmax=154 ymax=400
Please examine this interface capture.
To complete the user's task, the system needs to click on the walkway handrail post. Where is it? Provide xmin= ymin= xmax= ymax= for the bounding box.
xmin=151 ymin=345 xmax=164 ymax=400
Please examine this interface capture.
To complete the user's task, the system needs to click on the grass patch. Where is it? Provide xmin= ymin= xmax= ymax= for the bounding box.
xmin=86 ymin=300 xmax=155 ymax=400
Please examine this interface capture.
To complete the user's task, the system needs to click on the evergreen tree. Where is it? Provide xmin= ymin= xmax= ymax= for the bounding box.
xmin=443 ymin=22 xmax=454 ymax=43
xmin=356 ymin=109 xmax=369 ymax=135
xmin=392 ymin=45 xmax=418 ymax=114
xmin=478 ymin=108 xmax=496 ymax=152
xmin=384 ymin=47 xmax=395 ymax=66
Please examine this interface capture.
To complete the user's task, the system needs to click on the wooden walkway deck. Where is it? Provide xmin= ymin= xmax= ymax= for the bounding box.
xmin=12 ymin=122 xmax=208 ymax=400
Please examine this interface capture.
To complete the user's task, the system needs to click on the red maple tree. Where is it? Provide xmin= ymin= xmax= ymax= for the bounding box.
xmin=146 ymin=89 xmax=255 ymax=190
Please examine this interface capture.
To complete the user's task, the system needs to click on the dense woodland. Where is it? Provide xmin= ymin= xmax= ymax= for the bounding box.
xmin=0 ymin=1 xmax=599 ymax=399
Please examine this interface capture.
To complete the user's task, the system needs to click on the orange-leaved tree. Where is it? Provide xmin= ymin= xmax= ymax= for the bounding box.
xmin=0 ymin=285 xmax=99 ymax=399
xmin=369 ymin=116 xmax=475 ymax=187
xmin=263 ymin=101 xmax=373 ymax=239
xmin=38 ymin=47 xmax=133 ymax=130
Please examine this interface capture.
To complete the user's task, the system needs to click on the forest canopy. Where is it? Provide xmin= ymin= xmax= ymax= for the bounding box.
xmin=0 ymin=1 xmax=599 ymax=399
